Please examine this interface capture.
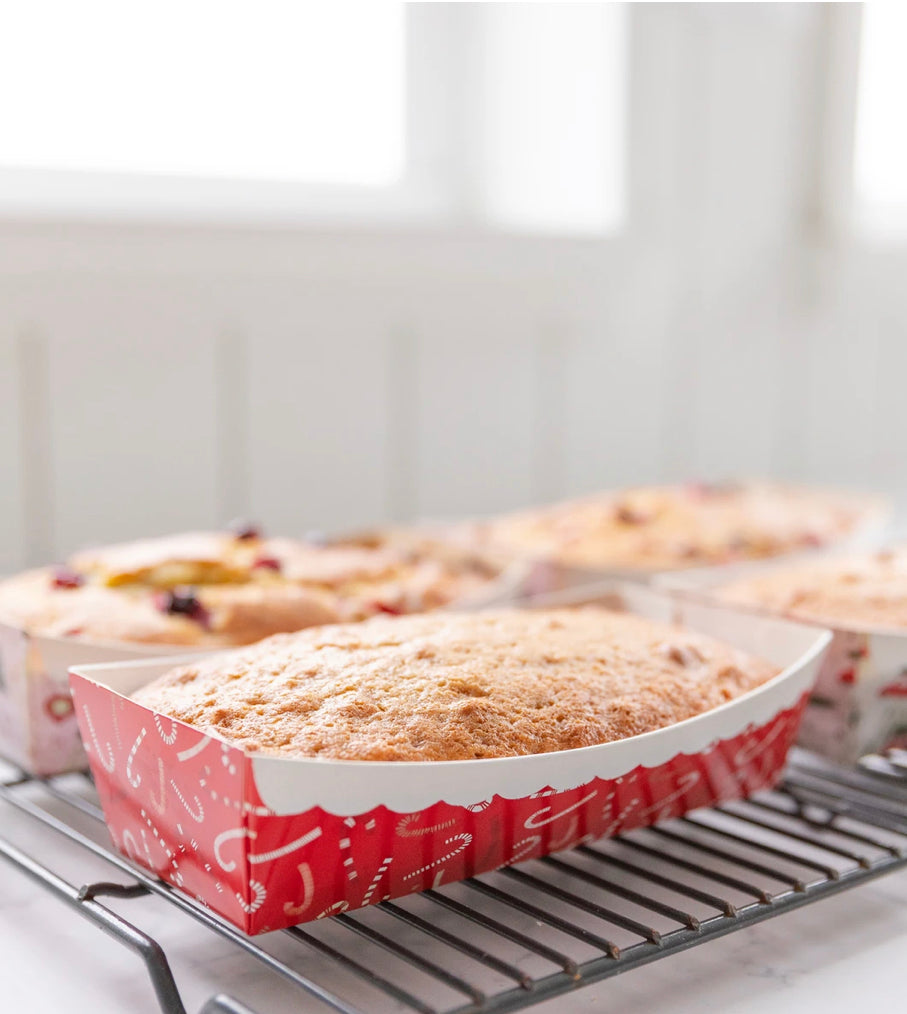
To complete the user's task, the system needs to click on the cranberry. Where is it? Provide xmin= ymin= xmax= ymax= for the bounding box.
xmin=51 ymin=566 xmax=84 ymax=590
xmin=228 ymin=519 xmax=261 ymax=540
xmin=372 ymin=601 xmax=403 ymax=615
xmin=156 ymin=587 xmax=211 ymax=628
xmin=253 ymin=555 xmax=282 ymax=572
xmin=615 ymin=504 xmax=649 ymax=525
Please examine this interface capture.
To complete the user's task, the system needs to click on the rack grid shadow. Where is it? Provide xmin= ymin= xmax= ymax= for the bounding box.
xmin=1 ymin=748 xmax=905 ymax=1014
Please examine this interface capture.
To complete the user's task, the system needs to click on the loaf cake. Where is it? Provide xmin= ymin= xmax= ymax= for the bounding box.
xmin=481 ymin=481 xmax=879 ymax=571
xmin=716 ymin=547 xmax=907 ymax=630
xmin=0 ymin=525 xmax=505 ymax=648
xmin=131 ymin=608 xmax=778 ymax=760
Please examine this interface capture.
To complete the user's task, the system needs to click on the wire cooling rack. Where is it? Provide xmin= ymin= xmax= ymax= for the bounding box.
xmin=1 ymin=747 xmax=905 ymax=1014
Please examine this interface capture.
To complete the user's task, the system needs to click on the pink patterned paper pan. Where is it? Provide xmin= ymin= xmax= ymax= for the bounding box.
xmin=0 ymin=622 xmax=191 ymax=776
xmin=657 ymin=559 xmax=907 ymax=764
xmin=69 ymin=584 xmax=830 ymax=935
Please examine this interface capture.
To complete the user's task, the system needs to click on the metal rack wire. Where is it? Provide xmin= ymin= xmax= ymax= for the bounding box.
xmin=1 ymin=747 xmax=905 ymax=1014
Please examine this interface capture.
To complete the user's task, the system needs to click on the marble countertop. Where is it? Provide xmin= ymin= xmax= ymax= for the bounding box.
xmin=1 ymin=787 xmax=905 ymax=1014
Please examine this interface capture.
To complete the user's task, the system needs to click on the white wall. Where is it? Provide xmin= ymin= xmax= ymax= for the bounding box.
xmin=0 ymin=3 xmax=901 ymax=572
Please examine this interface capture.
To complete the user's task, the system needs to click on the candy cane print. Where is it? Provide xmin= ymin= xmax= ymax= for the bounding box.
xmin=169 ymin=778 xmax=205 ymax=823
xmin=510 ymin=834 xmax=542 ymax=864
xmin=602 ymin=797 xmax=640 ymax=837
xmin=524 ymin=788 xmax=598 ymax=829
xmin=283 ymin=863 xmax=316 ymax=917
xmin=125 ymin=729 xmax=147 ymax=788
xmin=338 ymin=829 xmax=358 ymax=882
xmin=153 ymin=714 xmax=178 ymax=745
xmin=80 ymin=705 xmax=115 ymax=772
xmin=169 ymin=841 xmax=190 ymax=888
xmin=216 ymin=824 xmax=324 ymax=876
xmin=177 ymin=734 xmax=211 ymax=762
xmin=549 ymin=815 xmax=579 ymax=852
xmin=148 ymin=759 xmax=168 ymax=815
xmin=363 ymin=857 xmax=395 ymax=903
xmin=635 ymin=770 xmax=701 ymax=822
xmin=236 ymin=880 xmax=267 ymax=914
xmin=316 ymin=900 xmax=349 ymax=920
xmin=734 ymin=714 xmax=793 ymax=768
xmin=139 ymin=807 xmax=175 ymax=864
xmin=247 ymin=827 xmax=323 ymax=864
xmin=220 ymin=743 xmax=237 ymax=776
xmin=214 ymin=827 xmax=255 ymax=872
xmin=111 ymin=700 xmax=123 ymax=751
xmin=396 ymin=812 xmax=458 ymax=837
xmin=403 ymin=833 xmax=473 ymax=881
xmin=122 ymin=827 xmax=153 ymax=867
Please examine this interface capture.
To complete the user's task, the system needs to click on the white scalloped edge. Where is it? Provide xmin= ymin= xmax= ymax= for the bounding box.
xmin=249 ymin=633 xmax=825 ymax=815
xmin=70 ymin=586 xmax=831 ymax=816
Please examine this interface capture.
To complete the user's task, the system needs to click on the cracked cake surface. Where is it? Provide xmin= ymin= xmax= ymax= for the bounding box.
xmin=131 ymin=607 xmax=778 ymax=761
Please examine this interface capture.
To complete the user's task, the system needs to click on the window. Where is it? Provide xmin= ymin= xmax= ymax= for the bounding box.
xmin=854 ymin=3 xmax=907 ymax=228
xmin=0 ymin=2 xmax=627 ymax=233
xmin=0 ymin=1 xmax=405 ymax=186
xmin=476 ymin=3 xmax=626 ymax=235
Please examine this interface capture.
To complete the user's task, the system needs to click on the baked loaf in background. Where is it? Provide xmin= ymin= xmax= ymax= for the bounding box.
xmin=480 ymin=481 xmax=881 ymax=571
xmin=132 ymin=608 xmax=778 ymax=761
xmin=716 ymin=547 xmax=907 ymax=630
xmin=0 ymin=526 xmax=505 ymax=648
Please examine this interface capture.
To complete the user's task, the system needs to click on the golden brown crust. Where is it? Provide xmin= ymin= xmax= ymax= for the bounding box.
xmin=716 ymin=547 xmax=907 ymax=630
xmin=132 ymin=608 xmax=777 ymax=761
xmin=0 ymin=529 xmax=506 ymax=648
xmin=483 ymin=482 xmax=875 ymax=571
xmin=70 ymin=532 xmax=253 ymax=587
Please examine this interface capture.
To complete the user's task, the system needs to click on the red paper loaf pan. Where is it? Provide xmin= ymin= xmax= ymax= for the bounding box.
xmin=69 ymin=584 xmax=830 ymax=935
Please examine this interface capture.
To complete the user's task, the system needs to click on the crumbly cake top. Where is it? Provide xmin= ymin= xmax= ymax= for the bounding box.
xmin=485 ymin=481 xmax=876 ymax=571
xmin=716 ymin=547 xmax=907 ymax=631
xmin=0 ymin=526 xmax=505 ymax=648
xmin=131 ymin=608 xmax=778 ymax=761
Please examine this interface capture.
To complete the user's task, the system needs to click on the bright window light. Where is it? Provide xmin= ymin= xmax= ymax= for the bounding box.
xmin=854 ymin=3 xmax=907 ymax=221
xmin=0 ymin=1 xmax=406 ymax=187
xmin=477 ymin=3 xmax=626 ymax=235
